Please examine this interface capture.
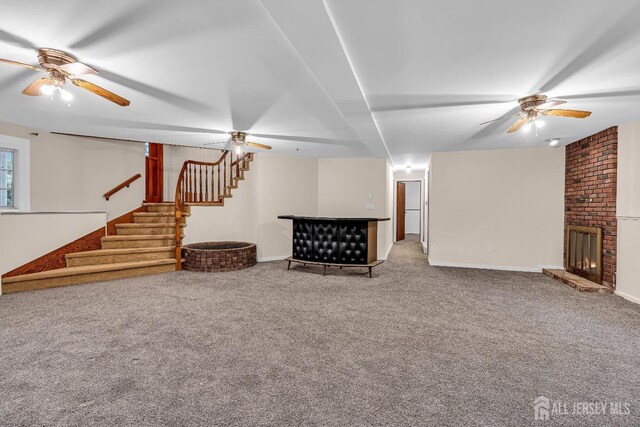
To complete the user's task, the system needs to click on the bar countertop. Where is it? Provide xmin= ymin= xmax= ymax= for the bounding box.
xmin=278 ymin=215 xmax=390 ymax=222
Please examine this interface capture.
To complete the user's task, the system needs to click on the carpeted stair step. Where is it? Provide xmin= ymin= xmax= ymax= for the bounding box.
xmin=133 ymin=212 xmax=189 ymax=224
xmin=66 ymin=246 xmax=175 ymax=267
xmin=142 ymin=202 xmax=190 ymax=214
xmin=115 ymin=223 xmax=186 ymax=236
xmin=101 ymin=234 xmax=176 ymax=249
xmin=1 ymin=259 xmax=177 ymax=294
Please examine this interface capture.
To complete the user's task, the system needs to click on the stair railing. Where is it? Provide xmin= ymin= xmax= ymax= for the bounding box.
xmin=104 ymin=173 xmax=142 ymax=201
xmin=174 ymin=150 xmax=253 ymax=269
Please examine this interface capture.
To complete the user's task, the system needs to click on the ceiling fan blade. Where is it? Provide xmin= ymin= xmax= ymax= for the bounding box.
xmin=21 ymin=77 xmax=53 ymax=96
xmin=479 ymin=113 xmax=521 ymax=125
xmin=542 ymin=109 xmax=592 ymax=118
xmin=71 ymin=79 xmax=130 ymax=106
xmin=536 ymin=100 xmax=567 ymax=110
xmin=246 ymin=141 xmax=272 ymax=150
xmin=0 ymin=57 xmax=43 ymax=72
xmin=51 ymin=132 xmax=146 ymax=143
xmin=203 ymin=140 xmax=231 ymax=146
xmin=507 ymin=117 xmax=527 ymax=133
xmin=59 ymin=62 xmax=98 ymax=76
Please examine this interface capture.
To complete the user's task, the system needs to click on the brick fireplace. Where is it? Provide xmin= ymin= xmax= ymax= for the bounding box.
xmin=564 ymin=127 xmax=618 ymax=288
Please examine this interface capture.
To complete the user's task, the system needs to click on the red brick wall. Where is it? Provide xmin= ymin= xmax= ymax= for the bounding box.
xmin=565 ymin=127 xmax=617 ymax=287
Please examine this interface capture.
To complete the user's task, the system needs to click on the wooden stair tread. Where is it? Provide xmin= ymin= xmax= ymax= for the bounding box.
xmin=66 ymin=246 xmax=175 ymax=259
xmin=2 ymin=259 xmax=176 ymax=284
xmin=102 ymin=234 xmax=175 ymax=241
xmin=142 ymin=202 xmax=175 ymax=206
xmin=115 ymin=223 xmax=186 ymax=228
xmin=134 ymin=212 xmax=191 ymax=217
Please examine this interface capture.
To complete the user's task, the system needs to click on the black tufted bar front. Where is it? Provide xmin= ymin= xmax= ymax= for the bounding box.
xmin=279 ymin=215 xmax=390 ymax=277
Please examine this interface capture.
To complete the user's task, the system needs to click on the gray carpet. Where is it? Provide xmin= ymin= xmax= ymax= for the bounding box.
xmin=1 ymin=235 xmax=639 ymax=426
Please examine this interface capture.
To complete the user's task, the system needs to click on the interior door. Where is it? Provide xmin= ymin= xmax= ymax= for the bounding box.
xmin=396 ymin=182 xmax=406 ymax=241
xmin=145 ymin=142 xmax=163 ymax=203
xmin=404 ymin=181 xmax=421 ymax=235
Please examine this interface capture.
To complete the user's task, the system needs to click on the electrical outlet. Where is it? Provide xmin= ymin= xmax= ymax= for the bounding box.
xmin=486 ymin=244 xmax=493 ymax=253
xmin=366 ymin=203 xmax=375 ymax=210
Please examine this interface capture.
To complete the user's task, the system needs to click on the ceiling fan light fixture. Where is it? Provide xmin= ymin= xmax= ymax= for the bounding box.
xmin=235 ymin=144 xmax=243 ymax=156
xmin=40 ymin=84 xmax=55 ymax=96
xmin=60 ymin=88 xmax=73 ymax=102
xmin=497 ymin=94 xmax=592 ymax=135
xmin=0 ymin=48 xmax=129 ymax=107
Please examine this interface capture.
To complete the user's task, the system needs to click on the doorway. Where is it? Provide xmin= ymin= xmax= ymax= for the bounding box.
xmin=396 ymin=180 xmax=421 ymax=241
xmin=145 ymin=142 xmax=163 ymax=203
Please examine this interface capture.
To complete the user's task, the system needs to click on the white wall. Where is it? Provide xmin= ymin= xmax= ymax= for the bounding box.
xmin=424 ymin=166 xmax=429 ymax=253
xmin=0 ymin=122 xmax=145 ymax=220
xmin=255 ymin=154 xmax=318 ymax=261
xmin=385 ymin=161 xmax=394 ymax=258
xmin=0 ymin=211 xmax=106 ymax=278
xmin=318 ymin=158 xmax=392 ymax=259
xmin=616 ymin=123 xmax=640 ymax=304
xmin=429 ymin=148 xmax=565 ymax=272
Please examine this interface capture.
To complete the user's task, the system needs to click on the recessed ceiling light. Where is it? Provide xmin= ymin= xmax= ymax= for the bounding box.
xmin=546 ymin=138 xmax=560 ymax=146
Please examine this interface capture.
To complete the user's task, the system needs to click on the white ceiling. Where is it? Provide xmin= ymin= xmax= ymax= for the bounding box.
xmin=1 ymin=0 xmax=640 ymax=170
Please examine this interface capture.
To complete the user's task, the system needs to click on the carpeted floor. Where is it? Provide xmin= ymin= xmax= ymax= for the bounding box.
xmin=1 ymin=235 xmax=639 ymax=426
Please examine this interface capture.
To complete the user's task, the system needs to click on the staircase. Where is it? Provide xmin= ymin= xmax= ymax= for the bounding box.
xmin=1 ymin=151 xmax=253 ymax=294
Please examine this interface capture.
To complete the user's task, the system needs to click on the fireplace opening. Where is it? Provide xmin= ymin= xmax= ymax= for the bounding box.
xmin=565 ymin=225 xmax=602 ymax=284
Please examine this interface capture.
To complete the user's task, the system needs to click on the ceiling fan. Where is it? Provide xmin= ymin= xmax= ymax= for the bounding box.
xmin=0 ymin=48 xmax=130 ymax=106
xmin=482 ymin=94 xmax=591 ymax=133
xmin=205 ymin=131 xmax=272 ymax=155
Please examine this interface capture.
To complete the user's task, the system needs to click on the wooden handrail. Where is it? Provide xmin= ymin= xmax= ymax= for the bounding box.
xmin=104 ymin=173 xmax=142 ymax=201
xmin=174 ymin=151 xmax=253 ymax=269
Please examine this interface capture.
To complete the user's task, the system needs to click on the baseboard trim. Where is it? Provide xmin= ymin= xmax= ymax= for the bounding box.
xmin=258 ymin=255 xmax=288 ymax=263
xmin=380 ymin=244 xmax=393 ymax=261
xmin=615 ymin=290 xmax=640 ymax=305
xmin=421 ymin=242 xmax=428 ymax=254
xmin=427 ymin=258 xmax=563 ymax=273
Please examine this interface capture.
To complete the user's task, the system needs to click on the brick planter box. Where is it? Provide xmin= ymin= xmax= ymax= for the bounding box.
xmin=182 ymin=242 xmax=257 ymax=272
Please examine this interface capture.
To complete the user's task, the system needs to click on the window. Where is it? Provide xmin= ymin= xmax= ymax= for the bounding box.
xmin=0 ymin=148 xmax=14 ymax=208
